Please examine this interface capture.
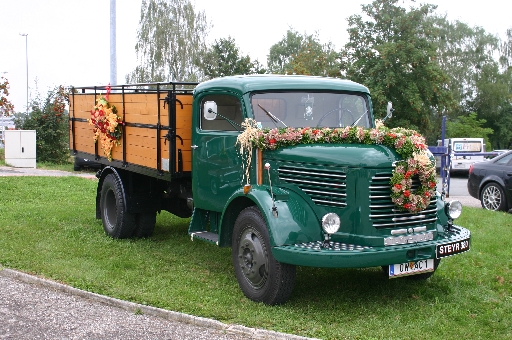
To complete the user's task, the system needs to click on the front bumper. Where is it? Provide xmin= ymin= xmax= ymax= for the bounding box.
xmin=271 ymin=226 xmax=470 ymax=268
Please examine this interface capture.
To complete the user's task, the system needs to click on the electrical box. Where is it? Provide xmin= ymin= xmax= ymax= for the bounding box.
xmin=5 ymin=130 xmax=36 ymax=168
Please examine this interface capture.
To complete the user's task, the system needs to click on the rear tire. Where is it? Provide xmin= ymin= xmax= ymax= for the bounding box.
xmin=232 ymin=206 xmax=296 ymax=305
xmin=100 ymin=173 xmax=136 ymax=238
xmin=480 ymin=182 xmax=507 ymax=211
xmin=134 ymin=212 xmax=156 ymax=238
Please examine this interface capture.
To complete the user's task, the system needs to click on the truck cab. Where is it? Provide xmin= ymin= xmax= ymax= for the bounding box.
xmin=187 ymin=75 xmax=470 ymax=304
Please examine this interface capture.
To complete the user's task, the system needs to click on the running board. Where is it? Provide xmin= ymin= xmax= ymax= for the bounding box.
xmin=190 ymin=231 xmax=219 ymax=245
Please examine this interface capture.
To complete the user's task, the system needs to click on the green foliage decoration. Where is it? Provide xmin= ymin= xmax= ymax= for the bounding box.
xmin=237 ymin=119 xmax=436 ymax=213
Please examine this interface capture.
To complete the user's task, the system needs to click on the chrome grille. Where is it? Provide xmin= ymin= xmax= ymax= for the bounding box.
xmin=369 ymin=173 xmax=437 ymax=229
xmin=278 ymin=165 xmax=347 ymax=208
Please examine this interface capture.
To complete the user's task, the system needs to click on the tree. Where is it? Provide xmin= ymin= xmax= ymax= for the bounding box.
xmin=13 ymin=86 xmax=70 ymax=164
xmin=432 ymin=17 xmax=500 ymax=114
xmin=126 ymin=0 xmax=209 ymax=83
xmin=445 ymin=112 xmax=494 ymax=149
xmin=202 ymin=37 xmax=265 ymax=79
xmin=0 ymin=76 xmax=15 ymax=117
xmin=342 ymin=0 xmax=454 ymax=143
xmin=267 ymin=29 xmax=309 ymax=74
xmin=267 ymin=29 xmax=339 ymax=76
xmin=489 ymin=103 xmax=512 ymax=149
xmin=288 ymin=41 xmax=341 ymax=77
xmin=499 ymin=28 xmax=512 ymax=70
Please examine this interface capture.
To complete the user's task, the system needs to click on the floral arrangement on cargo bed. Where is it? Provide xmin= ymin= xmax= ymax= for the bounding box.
xmin=88 ymin=85 xmax=123 ymax=161
xmin=236 ymin=119 xmax=437 ymax=214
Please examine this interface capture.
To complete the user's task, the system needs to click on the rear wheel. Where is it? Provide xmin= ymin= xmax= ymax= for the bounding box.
xmin=100 ymin=173 xmax=136 ymax=238
xmin=133 ymin=212 xmax=156 ymax=238
xmin=232 ymin=206 xmax=296 ymax=305
xmin=481 ymin=182 xmax=507 ymax=211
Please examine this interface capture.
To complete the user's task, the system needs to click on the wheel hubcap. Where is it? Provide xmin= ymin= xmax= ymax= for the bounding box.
xmin=483 ymin=186 xmax=501 ymax=210
xmin=237 ymin=227 xmax=268 ymax=288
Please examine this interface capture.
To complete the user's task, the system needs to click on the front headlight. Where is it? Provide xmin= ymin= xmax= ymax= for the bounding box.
xmin=445 ymin=200 xmax=462 ymax=219
xmin=321 ymin=213 xmax=340 ymax=234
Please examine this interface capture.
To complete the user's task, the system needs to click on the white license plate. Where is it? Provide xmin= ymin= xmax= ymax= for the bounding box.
xmin=388 ymin=259 xmax=434 ymax=278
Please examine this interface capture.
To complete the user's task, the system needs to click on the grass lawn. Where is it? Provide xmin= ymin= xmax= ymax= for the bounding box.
xmin=0 ymin=176 xmax=510 ymax=339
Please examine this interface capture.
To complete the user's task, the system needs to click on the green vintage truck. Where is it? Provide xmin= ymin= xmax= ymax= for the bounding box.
xmin=69 ymin=75 xmax=470 ymax=305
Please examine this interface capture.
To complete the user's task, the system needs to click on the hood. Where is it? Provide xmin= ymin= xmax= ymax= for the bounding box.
xmin=264 ymin=144 xmax=401 ymax=168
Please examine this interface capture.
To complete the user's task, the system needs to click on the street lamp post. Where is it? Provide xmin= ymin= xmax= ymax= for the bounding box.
xmin=19 ymin=33 xmax=28 ymax=114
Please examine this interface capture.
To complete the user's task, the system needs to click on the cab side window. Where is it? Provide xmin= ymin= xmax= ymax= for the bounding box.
xmin=201 ymin=95 xmax=243 ymax=131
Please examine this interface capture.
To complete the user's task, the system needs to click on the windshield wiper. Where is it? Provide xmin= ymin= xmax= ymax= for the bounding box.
xmin=258 ymin=104 xmax=287 ymax=128
xmin=351 ymin=110 xmax=368 ymax=127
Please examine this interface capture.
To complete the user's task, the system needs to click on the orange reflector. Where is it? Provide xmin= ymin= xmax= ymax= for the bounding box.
xmin=243 ymin=184 xmax=252 ymax=195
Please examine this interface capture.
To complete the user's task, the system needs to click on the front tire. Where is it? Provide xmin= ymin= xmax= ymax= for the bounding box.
xmin=232 ymin=206 xmax=296 ymax=305
xmin=481 ymin=182 xmax=507 ymax=211
xmin=100 ymin=173 xmax=136 ymax=238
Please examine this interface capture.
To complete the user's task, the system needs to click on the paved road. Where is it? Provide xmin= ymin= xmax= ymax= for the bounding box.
xmin=437 ymin=175 xmax=481 ymax=208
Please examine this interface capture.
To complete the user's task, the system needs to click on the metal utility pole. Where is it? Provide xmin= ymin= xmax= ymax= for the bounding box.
xmin=19 ymin=33 xmax=28 ymax=113
xmin=110 ymin=0 xmax=117 ymax=85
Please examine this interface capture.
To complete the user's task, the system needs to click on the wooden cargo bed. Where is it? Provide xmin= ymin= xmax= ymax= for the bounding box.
xmin=69 ymin=84 xmax=196 ymax=180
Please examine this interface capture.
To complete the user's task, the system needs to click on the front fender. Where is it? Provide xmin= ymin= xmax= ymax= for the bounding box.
xmin=223 ymin=185 xmax=323 ymax=246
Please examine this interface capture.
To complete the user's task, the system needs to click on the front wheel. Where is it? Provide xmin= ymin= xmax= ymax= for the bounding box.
xmin=232 ymin=206 xmax=296 ymax=305
xmin=481 ymin=182 xmax=507 ymax=211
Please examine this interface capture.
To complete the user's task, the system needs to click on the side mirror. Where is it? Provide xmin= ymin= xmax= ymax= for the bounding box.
xmin=203 ymin=101 xmax=217 ymax=121
xmin=384 ymin=102 xmax=394 ymax=121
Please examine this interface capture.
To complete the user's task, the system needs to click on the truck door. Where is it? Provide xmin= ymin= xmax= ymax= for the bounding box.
xmin=191 ymin=93 xmax=244 ymax=212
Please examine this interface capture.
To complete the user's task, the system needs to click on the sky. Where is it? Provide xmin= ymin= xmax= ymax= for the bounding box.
xmin=1 ymin=0 xmax=511 ymax=113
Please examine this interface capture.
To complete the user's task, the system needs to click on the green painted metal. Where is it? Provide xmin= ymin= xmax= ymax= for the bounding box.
xmin=194 ymin=75 xmax=370 ymax=99
xmin=220 ymin=186 xmax=323 ymax=246
xmin=271 ymin=225 xmax=470 ymax=268
xmin=189 ymin=74 xmax=471 ymax=270
xmin=265 ymin=144 xmax=400 ymax=168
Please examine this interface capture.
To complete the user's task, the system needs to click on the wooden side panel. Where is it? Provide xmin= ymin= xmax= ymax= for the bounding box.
xmin=70 ymin=92 xmax=193 ymax=173
xmin=175 ymin=94 xmax=193 ymax=172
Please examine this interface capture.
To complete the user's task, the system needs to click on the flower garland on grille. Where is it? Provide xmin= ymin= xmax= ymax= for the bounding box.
xmin=88 ymin=86 xmax=123 ymax=161
xmin=236 ymin=119 xmax=437 ymax=213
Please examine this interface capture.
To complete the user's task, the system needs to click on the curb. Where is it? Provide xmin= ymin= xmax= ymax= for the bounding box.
xmin=0 ymin=268 xmax=316 ymax=340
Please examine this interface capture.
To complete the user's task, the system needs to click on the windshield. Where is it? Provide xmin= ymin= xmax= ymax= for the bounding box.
xmin=251 ymin=92 xmax=371 ymax=129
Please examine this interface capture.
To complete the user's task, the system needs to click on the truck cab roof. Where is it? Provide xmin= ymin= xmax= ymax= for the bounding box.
xmin=193 ymin=75 xmax=371 ymax=97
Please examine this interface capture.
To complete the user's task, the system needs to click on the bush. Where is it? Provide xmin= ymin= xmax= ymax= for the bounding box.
xmin=14 ymin=86 xmax=70 ymax=164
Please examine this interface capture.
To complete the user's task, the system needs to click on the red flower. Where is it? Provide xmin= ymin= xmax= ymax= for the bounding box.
xmin=106 ymin=83 xmax=111 ymax=100
xmin=269 ymin=138 xmax=276 ymax=145
xmin=394 ymin=184 xmax=402 ymax=190
xmin=403 ymin=190 xmax=411 ymax=197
